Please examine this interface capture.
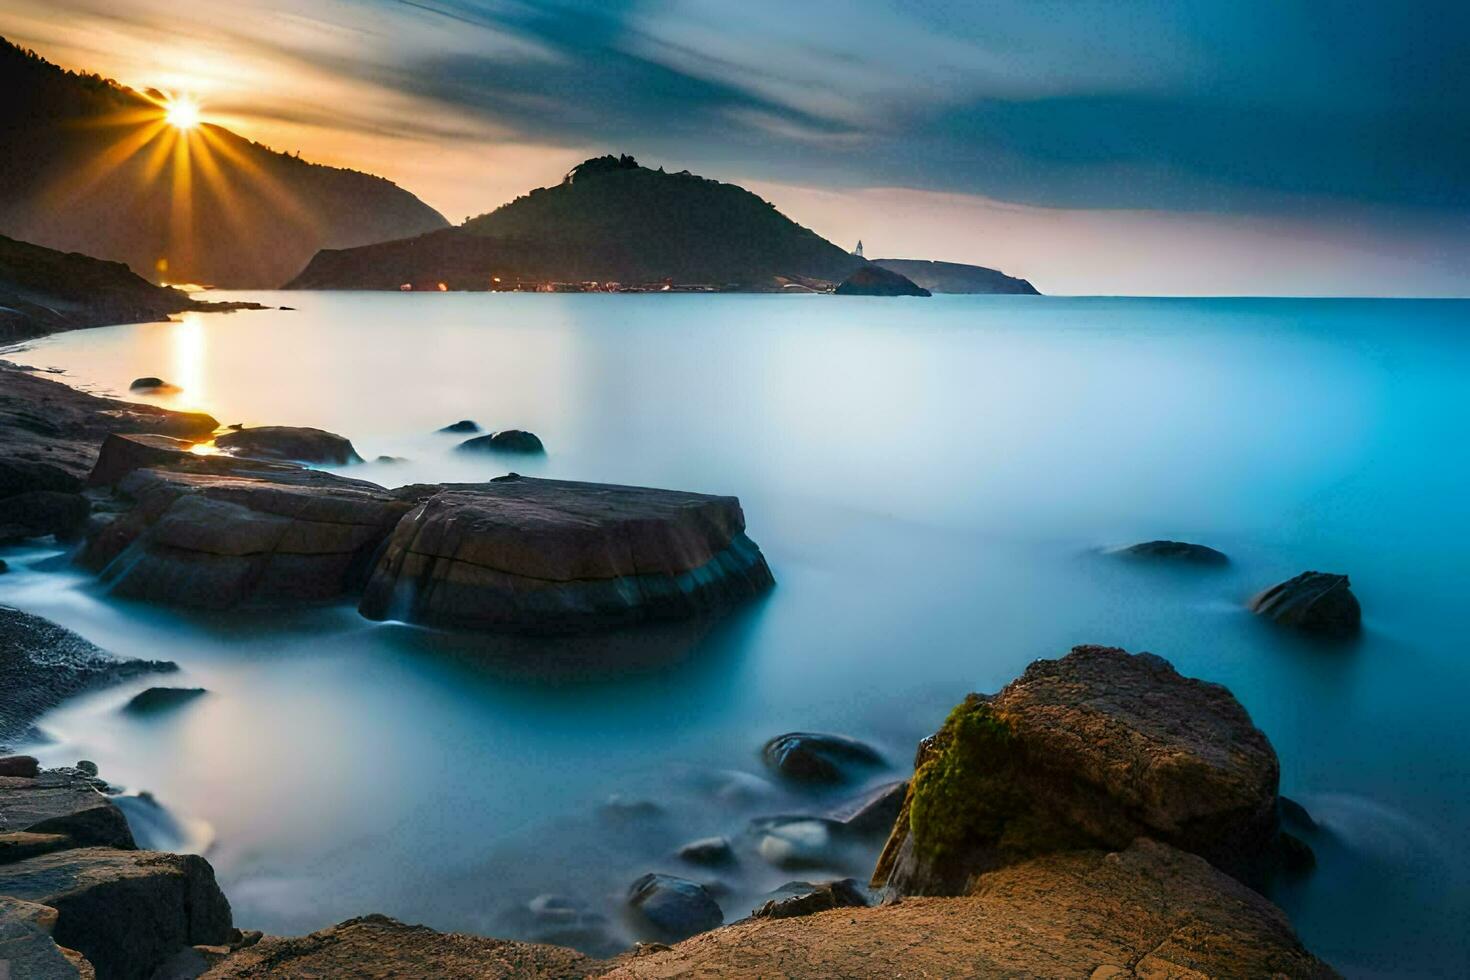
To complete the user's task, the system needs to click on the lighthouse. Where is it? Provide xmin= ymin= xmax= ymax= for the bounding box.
xmin=852 ymin=240 xmax=864 ymax=258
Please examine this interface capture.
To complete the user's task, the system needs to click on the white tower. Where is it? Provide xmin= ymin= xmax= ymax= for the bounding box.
xmin=853 ymin=240 xmax=864 ymax=258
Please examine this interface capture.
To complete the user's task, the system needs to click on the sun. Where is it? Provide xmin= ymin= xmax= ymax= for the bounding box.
xmin=164 ymin=97 xmax=201 ymax=130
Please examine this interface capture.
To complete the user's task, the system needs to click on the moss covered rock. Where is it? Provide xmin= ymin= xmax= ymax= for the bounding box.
xmin=873 ymin=645 xmax=1288 ymax=896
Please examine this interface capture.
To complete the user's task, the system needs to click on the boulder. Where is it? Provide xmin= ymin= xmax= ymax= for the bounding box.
xmin=196 ymin=915 xmax=597 ymax=979
xmin=0 ymin=490 xmax=90 ymax=542
xmin=0 ymin=458 xmax=83 ymax=498
xmin=1 ymin=605 xmax=176 ymax=751
xmin=625 ymin=873 xmax=723 ymax=943
xmin=79 ymin=462 xmax=427 ymax=610
xmin=677 ymin=836 xmax=734 ymax=867
xmin=0 ymin=847 xmax=231 ymax=980
xmin=86 ymin=433 xmax=195 ymax=487
xmin=0 ymin=754 xmax=40 ymax=778
xmin=761 ymin=732 xmax=883 ymax=785
xmin=749 ymin=817 xmax=847 ymax=870
xmin=873 ymin=645 xmax=1287 ymax=896
xmin=0 ymin=771 xmax=136 ymax=849
xmin=1118 ymin=540 xmax=1229 ymax=565
xmin=359 ymin=475 xmax=775 ymax=633
xmin=604 ymin=841 xmax=1337 ymax=979
xmin=128 ymin=378 xmax=180 ymax=394
xmin=122 ymin=687 xmax=207 ymax=714
xmin=437 ymin=420 xmax=480 ymax=434
xmin=1250 ymin=571 xmax=1361 ymax=636
xmin=830 ymin=780 xmax=908 ymax=836
xmin=214 ymin=426 xmax=363 ymax=465
xmin=456 ymin=430 xmax=545 ymax=454
xmin=833 ymin=265 xmax=931 ymax=297
xmin=751 ymin=878 xmax=867 ymax=920
xmin=0 ymin=896 xmax=95 ymax=979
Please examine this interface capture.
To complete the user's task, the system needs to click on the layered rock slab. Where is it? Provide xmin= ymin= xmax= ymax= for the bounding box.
xmin=0 ymin=895 xmax=95 ymax=979
xmin=605 ymin=840 xmax=1336 ymax=979
xmin=80 ymin=448 xmax=428 ymax=609
xmin=198 ymin=914 xmax=597 ymax=980
xmin=873 ymin=645 xmax=1286 ymax=895
xmin=359 ymin=475 xmax=774 ymax=633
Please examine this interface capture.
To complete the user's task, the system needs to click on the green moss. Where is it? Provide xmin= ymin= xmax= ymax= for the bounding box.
xmin=907 ymin=698 xmax=1023 ymax=864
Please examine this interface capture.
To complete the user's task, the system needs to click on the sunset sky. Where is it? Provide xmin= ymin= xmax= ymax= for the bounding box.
xmin=5 ymin=0 xmax=1466 ymax=295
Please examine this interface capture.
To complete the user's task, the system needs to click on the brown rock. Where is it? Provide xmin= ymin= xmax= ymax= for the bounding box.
xmin=214 ymin=426 xmax=363 ymax=465
xmin=359 ymin=475 xmax=774 ymax=633
xmin=0 ymin=847 xmax=232 ymax=980
xmin=873 ymin=645 xmax=1284 ymax=896
xmin=0 ymin=830 xmax=73 ymax=865
xmin=604 ymin=840 xmax=1336 ymax=979
xmin=0 ymin=771 xmax=135 ymax=849
xmin=198 ymin=914 xmax=597 ymax=979
xmin=86 ymin=433 xmax=196 ymax=487
xmin=80 ymin=463 xmax=425 ymax=609
xmin=0 ymin=895 xmax=96 ymax=979
xmin=0 ymin=754 xmax=40 ymax=777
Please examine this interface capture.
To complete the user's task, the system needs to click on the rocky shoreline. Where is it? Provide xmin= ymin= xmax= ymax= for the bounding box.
xmin=0 ymin=359 xmax=1346 ymax=977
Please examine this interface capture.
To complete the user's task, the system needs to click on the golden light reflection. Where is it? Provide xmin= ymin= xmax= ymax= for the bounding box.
xmin=172 ymin=312 xmax=207 ymax=409
xmin=189 ymin=441 xmax=220 ymax=456
xmin=164 ymin=97 xmax=202 ymax=130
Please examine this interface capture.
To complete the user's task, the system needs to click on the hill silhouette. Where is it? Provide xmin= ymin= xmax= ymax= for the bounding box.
xmin=0 ymin=39 xmax=448 ymax=287
xmin=871 ymin=258 xmax=1038 ymax=294
xmin=287 ymin=155 xmax=866 ymax=290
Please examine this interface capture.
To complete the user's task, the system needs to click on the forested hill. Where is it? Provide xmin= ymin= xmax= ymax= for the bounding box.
xmin=287 ymin=155 xmax=866 ymax=290
xmin=0 ymin=39 xmax=448 ymax=287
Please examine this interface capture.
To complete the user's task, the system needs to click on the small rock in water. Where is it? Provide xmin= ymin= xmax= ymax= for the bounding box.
xmin=752 ymin=878 xmax=868 ymax=919
xmin=1117 ymin=540 xmax=1229 ymax=565
xmin=215 ymin=425 xmax=364 ymax=465
xmin=625 ymin=873 xmax=723 ymax=943
xmin=456 ymin=429 xmax=545 ymax=454
xmin=762 ymin=732 xmax=884 ymax=784
xmin=75 ymin=759 xmax=99 ymax=777
xmin=129 ymin=376 xmax=181 ymax=393
xmin=124 ymin=686 xmax=208 ymax=713
xmin=678 ymin=836 xmax=735 ymax=866
xmin=437 ymin=419 xmax=481 ymax=434
xmin=1249 ymin=571 xmax=1361 ymax=636
xmin=0 ymin=754 xmax=39 ymax=777
xmin=374 ymin=455 xmax=408 ymax=464
xmin=750 ymin=817 xmax=846 ymax=869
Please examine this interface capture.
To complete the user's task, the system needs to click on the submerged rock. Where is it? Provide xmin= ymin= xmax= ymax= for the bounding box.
xmin=437 ymin=419 xmax=480 ymax=434
xmin=0 ymin=846 xmax=232 ymax=979
xmin=79 ymin=460 xmax=427 ymax=610
xmin=123 ymin=687 xmax=208 ymax=713
xmin=214 ymin=426 xmax=363 ymax=465
xmin=1117 ymin=539 xmax=1229 ymax=565
xmin=761 ymin=732 xmax=884 ymax=785
xmin=749 ymin=817 xmax=848 ymax=869
xmin=677 ymin=836 xmax=734 ymax=866
xmin=1250 ymin=571 xmax=1361 ymax=636
xmin=751 ymin=878 xmax=867 ymax=920
xmin=129 ymin=377 xmax=181 ymax=394
xmin=873 ymin=645 xmax=1288 ymax=896
xmin=456 ymin=429 xmax=545 ymax=454
xmin=359 ymin=475 xmax=775 ymax=633
xmin=833 ymin=265 xmax=931 ymax=297
xmin=1 ymin=605 xmax=177 ymax=751
xmin=625 ymin=873 xmax=723 ymax=943
xmin=609 ymin=841 xmax=1337 ymax=978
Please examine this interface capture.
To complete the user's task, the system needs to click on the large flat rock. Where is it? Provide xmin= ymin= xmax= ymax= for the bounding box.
xmin=199 ymin=914 xmax=598 ymax=980
xmin=359 ymin=475 xmax=774 ymax=633
xmin=604 ymin=840 xmax=1336 ymax=979
xmin=80 ymin=455 xmax=428 ymax=609
xmin=1 ymin=605 xmax=176 ymax=751
xmin=874 ymin=645 xmax=1285 ymax=896
xmin=0 ymin=773 xmax=134 ymax=850
xmin=0 ymin=847 xmax=231 ymax=980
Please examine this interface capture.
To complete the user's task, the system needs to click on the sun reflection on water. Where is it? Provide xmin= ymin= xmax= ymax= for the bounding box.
xmin=171 ymin=313 xmax=206 ymax=409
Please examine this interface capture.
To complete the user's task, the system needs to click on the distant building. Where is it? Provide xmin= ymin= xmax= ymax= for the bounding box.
xmin=852 ymin=240 xmax=864 ymax=258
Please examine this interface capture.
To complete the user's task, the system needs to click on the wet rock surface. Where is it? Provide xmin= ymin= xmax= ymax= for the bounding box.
xmin=1118 ymin=539 xmax=1229 ymax=564
xmin=359 ymin=475 xmax=774 ymax=633
xmin=1 ymin=605 xmax=176 ymax=751
xmin=873 ymin=645 xmax=1287 ymax=896
xmin=1250 ymin=571 xmax=1362 ymax=636
xmin=761 ymin=732 xmax=883 ymax=785
xmin=624 ymin=874 xmax=723 ymax=944
xmin=214 ymin=426 xmax=363 ymax=465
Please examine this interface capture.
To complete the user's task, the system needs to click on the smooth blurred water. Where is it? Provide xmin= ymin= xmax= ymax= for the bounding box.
xmin=3 ymin=294 xmax=1467 ymax=975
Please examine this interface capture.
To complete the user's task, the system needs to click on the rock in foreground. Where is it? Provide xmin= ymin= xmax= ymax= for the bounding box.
xmin=214 ymin=426 xmax=363 ymax=465
xmin=873 ymin=645 xmax=1287 ymax=896
xmin=605 ymin=840 xmax=1336 ymax=979
xmin=359 ymin=475 xmax=774 ymax=633
xmin=1250 ymin=571 xmax=1362 ymax=636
